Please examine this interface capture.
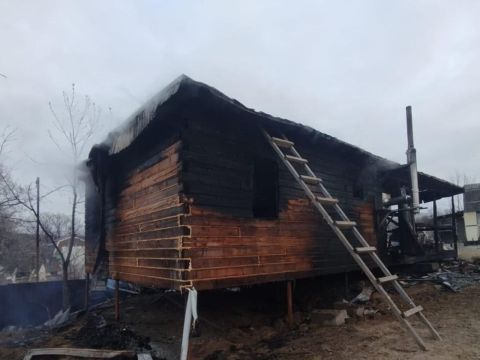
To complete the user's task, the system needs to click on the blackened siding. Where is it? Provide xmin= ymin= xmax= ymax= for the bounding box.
xmin=87 ymin=111 xmax=382 ymax=290
xmin=84 ymin=172 xmax=102 ymax=274
xmin=181 ymin=116 xmax=381 ymax=290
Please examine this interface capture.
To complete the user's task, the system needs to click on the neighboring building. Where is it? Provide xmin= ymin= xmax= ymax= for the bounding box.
xmin=84 ymin=75 xmax=462 ymax=291
xmin=55 ymin=236 xmax=85 ymax=279
xmin=0 ymin=232 xmax=54 ymax=283
xmin=464 ymin=184 xmax=480 ymax=243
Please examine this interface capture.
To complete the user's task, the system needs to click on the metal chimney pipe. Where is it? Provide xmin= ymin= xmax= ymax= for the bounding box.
xmin=406 ymin=106 xmax=420 ymax=212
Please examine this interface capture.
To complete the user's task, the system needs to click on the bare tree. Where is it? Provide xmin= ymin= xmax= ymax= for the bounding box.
xmin=0 ymin=127 xmax=15 ymax=157
xmin=0 ymin=128 xmax=18 ymax=271
xmin=46 ymin=84 xmax=100 ymax=309
xmin=41 ymin=212 xmax=71 ymax=241
xmin=40 ymin=212 xmax=73 ymax=278
xmin=0 ymin=178 xmax=73 ymax=282
xmin=0 ymin=86 xmax=100 ymax=309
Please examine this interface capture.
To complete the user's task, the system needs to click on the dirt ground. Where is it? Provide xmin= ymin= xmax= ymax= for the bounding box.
xmin=1 ymin=273 xmax=479 ymax=360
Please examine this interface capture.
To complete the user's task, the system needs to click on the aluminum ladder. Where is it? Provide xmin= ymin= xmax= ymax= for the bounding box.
xmin=262 ymin=128 xmax=441 ymax=350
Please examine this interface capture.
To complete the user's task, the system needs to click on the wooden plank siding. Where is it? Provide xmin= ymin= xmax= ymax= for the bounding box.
xmin=105 ymin=140 xmax=191 ymax=289
xmin=180 ymin=117 xmax=380 ymax=290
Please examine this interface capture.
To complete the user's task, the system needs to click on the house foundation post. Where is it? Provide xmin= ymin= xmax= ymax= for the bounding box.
xmin=115 ymin=279 xmax=120 ymax=321
xmin=451 ymin=196 xmax=458 ymax=259
xmin=433 ymin=200 xmax=439 ymax=254
xmin=344 ymin=271 xmax=349 ymax=299
xmin=84 ymin=273 xmax=90 ymax=310
xmin=286 ymin=280 xmax=294 ymax=328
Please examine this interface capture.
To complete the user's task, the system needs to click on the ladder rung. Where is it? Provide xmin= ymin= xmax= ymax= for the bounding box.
xmin=355 ymin=246 xmax=376 ymax=253
xmin=377 ymin=274 xmax=399 ymax=284
xmin=300 ymin=175 xmax=322 ymax=184
xmin=285 ymin=155 xmax=308 ymax=164
xmin=403 ymin=305 xmax=423 ymax=318
xmin=316 ymin=196 xmax=339 ymax=205
xmin=334 ymin=220 xmax=357 ymax=229
xmin=271 ymin=136 xmax=294 ymax=148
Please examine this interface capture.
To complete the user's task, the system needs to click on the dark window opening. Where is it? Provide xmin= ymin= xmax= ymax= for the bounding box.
xmin=353 ymin=182 xmax=364 ymax=199
xmin=253 ymin=158 xmax=279 ymax=218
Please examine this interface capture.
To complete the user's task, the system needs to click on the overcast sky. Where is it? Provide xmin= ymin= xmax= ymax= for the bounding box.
xmin=0 ymin=0 xmax=479 ymax=214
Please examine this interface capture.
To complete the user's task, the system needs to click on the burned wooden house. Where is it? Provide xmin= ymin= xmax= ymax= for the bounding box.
xmin=85 ymin=75 xmax=463 ymax=291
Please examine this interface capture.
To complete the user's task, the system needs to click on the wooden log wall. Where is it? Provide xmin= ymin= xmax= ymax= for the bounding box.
xmin=181 ymin=116 xmax=381 ymax=290
xmin=104 ymin=139 xmax=191 ymax=289
xmin=92 ymin=109 xmax=382 ymax=290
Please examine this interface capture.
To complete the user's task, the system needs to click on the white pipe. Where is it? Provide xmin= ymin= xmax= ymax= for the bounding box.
xmin=409 ymin=160 xmax=420 ymax=212
xmin=406 ymin=106 xmax=420 ymax=212
xmin=180 ymin=288 xmax=198 ymax=360
xmin=180 ymin=292 xmax=192 ymax=360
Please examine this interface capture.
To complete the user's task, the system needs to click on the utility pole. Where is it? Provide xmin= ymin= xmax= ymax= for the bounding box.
xmin=35 ymin=177 xmax=40 ymax=282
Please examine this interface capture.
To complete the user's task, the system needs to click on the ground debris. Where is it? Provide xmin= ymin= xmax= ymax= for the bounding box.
xmin=2 ymin=269 xmax=480 ymax=360
xmin=310 ymin=309 xmax=349 ymax=326
xmin=435 ymin=271 xmax=480 ymax=292
xmin=44 ymin=308 xmax=71 ymax=329
xmin=71 ymin=313 xmax=152 ymax=352
xmin=334 ymin=299 xmax=381 ymax=319
xmin=402 ymin=261 xmax=480 ymax=292
xmin=23 ymin=347 xmax=136 ymax=360
xmin=350 ymin=286 xmax=373 ymax=304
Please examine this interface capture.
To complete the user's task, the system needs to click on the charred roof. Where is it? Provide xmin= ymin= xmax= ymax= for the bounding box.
xmin=92 ymin=75 xmax=396 ymax=163
xmin=89 ymin=74 xmax=462 ymax=200
xmin=381 ymin=165 xmax=463 ymax=202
